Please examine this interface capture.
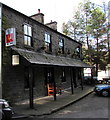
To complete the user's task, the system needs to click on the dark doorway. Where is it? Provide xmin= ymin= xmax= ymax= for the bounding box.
xmin=44 ymin=67 xmax=54 ymax=96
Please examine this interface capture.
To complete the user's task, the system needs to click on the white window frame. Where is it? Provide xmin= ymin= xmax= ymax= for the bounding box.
xmin=59 ymin=38 xmax=64 ymax=54
xmin=44 ymin=32 xmax=52 ymax=52
xmin=24 ymin=24 xmax=32 ymax=46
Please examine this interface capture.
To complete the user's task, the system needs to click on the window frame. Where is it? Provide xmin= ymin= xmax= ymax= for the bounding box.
xmin=59 ymin=38 xmax=64 ymax=54
xmin=44 ymin=32 xmax=52 ymax=52
xmin=24 ymin=24 xmax=33 ymax=46
xmin=75 ymin=46 xmax=81 ymax=58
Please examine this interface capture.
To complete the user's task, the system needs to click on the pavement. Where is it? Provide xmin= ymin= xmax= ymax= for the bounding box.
xmin=12 ymin=85 xmax=94 ymax=119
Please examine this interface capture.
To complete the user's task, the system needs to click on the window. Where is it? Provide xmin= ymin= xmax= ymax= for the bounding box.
xmin=45 ymin=68 xmax=54 ymax=84
xmin=61 ymin=69 xmax=66 ymax=82
xmin=75 ymin=46 xmax=81 ymax=58
xmin=59 ymin=38 xmax=64 ymax=54
xmin=24 ymin=24 xmax=32 ymax=46
xmin=47 ymin=71 xmax=53 ymax=83
xmin=45 ymin=32 xmax=52 ymax=52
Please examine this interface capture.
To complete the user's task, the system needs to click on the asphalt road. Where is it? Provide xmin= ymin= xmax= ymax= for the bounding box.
xmin=12 ymin=93 xmax=110 ymax=119
xmin=43 ymin=93 xmax=109 ymax=119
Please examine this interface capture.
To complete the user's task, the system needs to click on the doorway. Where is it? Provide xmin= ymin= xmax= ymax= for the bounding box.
xmin=44 ymin=67 xmax=54 ymax=96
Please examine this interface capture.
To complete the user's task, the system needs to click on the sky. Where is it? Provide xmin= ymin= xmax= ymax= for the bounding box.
xmin=0 ymin=0 xmax=110 ymax=32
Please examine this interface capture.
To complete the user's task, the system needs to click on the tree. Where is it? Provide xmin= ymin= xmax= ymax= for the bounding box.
xmin=62 ymin=22 xmax=70 ymax=36
xmin=87 ymin=7 xmax=106 ymax=76
xmin=62 ymin=0 xmax=107 ymax=77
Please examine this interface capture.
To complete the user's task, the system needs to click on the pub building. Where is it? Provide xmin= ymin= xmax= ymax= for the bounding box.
xmin=0 ymin=3 xmax=91 ymax=108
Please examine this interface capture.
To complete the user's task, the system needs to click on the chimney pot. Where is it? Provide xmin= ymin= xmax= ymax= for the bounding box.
xmin=38 ymin=9 xmax=40 ymax=13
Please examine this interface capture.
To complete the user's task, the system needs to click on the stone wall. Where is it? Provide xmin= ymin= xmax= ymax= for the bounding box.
xmin=2 ymin=5 xmax=81 ymax=58
xmin=2 ymin=4 xmax=82 ymax=103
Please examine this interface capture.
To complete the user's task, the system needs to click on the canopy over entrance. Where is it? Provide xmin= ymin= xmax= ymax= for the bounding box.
xmin=12 ymin=47 xmax=92 ymax=68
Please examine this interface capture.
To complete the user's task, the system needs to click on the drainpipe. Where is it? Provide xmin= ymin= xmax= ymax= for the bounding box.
xmin=0 ymin=3 xmax=2 ymax=102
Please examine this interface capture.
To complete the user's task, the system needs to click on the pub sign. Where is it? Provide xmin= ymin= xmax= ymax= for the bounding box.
xmin=5 ymin=28 xmax=16 ymax=46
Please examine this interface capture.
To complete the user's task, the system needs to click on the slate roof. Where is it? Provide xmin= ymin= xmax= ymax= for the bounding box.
xmin=12 ymin=47 xmax=92 ymax=68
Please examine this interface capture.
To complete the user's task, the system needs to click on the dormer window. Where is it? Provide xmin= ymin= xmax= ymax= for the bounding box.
xmin=24 ymin=24 xmax=32 ymax=46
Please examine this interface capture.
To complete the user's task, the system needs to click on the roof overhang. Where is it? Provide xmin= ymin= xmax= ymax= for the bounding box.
xmin=12 ymin=47 xmax=92 ymax=68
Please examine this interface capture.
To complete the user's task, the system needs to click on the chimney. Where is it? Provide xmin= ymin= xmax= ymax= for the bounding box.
xmin=46 ymin=20 xmax=57 ymax=30
xmin=38 ymin=9 xmax=40 ymax=13
xmin=30 ymin=9 xmax=44 ymax=24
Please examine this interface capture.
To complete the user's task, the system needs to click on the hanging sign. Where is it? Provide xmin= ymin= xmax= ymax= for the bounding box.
xmin=5 ymin=28 xmax=16 ymax=46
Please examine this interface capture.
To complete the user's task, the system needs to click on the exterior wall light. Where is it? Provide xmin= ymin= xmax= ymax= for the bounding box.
xmin=12 ymin=55 xmax=19 ymax=66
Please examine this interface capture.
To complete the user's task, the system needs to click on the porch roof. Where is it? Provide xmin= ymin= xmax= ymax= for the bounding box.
xmin=12 ymin=47 xmax=92 ymax=68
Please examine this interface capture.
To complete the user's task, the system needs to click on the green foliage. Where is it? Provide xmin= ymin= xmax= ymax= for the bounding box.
xmin=89 ymin=8 xmax=106 ymax=29
xmin=62 ymin=22 xmax=71 ymax=36
xmin=62 ymin=0 xmax=109 ymax=71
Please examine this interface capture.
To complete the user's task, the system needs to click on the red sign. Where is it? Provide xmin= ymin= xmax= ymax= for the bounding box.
xmin=5 ymin=28 xmax=16 ymax=46
xmin=6 ymin=34 xmax=13 ymax=43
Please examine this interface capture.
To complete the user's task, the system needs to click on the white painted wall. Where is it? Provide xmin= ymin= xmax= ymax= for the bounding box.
xmin=84 ymin=64 xmax=110 ymax=80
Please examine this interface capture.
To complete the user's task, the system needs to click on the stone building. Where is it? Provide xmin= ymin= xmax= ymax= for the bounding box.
xmin=0 ymin=3 xmax=90 ymax=107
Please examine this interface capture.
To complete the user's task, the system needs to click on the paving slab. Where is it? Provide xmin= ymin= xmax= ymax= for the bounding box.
xmin=12 ymin=85 xmax=94 ymax=118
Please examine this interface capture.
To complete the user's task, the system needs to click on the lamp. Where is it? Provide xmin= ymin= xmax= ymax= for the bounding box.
xmin=12 ymin=55 xmax=19 ymax=65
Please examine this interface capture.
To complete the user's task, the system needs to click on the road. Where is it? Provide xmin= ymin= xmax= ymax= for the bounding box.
xmin=45 ymin=93 xmax=109 ymax=118
xmin=12 ymin=93 xmax=110 ymax=119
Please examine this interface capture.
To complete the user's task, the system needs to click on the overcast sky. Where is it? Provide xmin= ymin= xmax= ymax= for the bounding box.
xmin=0 ymin=0 xmax=110 ymax=32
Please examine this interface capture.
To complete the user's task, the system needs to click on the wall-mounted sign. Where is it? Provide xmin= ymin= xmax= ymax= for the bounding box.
xmin=5 ymin=28 xmax=16 ymax=46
